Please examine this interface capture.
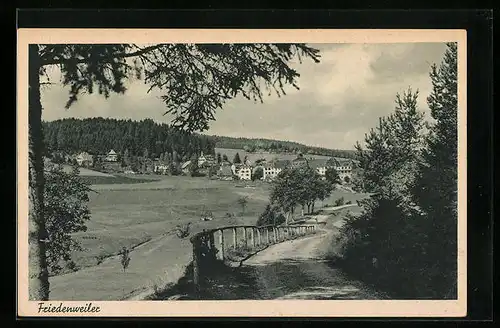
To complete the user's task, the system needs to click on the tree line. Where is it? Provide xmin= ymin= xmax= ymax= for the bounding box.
xmin=42 ymin=117 xmax=216 ymax=160
xmin=208 ymin=135 xmax=357 ymax=159
xmin=337 ymin=43 xmax=458 ymax=299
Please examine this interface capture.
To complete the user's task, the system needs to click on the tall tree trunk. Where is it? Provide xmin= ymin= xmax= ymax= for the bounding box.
xmin=28 ymin=44 xmax=50 ymax=301
xmin=311 ymin=202 xmax=315 ymax=214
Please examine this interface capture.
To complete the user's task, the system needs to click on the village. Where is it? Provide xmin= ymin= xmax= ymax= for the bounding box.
xmin=66 ymin=148 xmax=356 ymax=184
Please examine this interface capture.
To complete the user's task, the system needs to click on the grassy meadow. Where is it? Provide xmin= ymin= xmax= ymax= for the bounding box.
xmin=49 ymin=169 xmax=371 ymax=300
xmin=69 ymin=174 xmax=273 ymax=272
xmin=69 ymin=171 xmax=368 ymax=272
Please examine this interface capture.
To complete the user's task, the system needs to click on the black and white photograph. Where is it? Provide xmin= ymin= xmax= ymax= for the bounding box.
xmin=17 ymin=29 xmax=467 ymax=317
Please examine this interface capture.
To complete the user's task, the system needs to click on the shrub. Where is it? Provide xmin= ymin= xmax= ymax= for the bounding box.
xmin=256 ymin=204 xmax=286 ymax=226
xmin=119 ymin=247 xmax=131 ymax=272
xmin=334 ymin=197 xmax=345 ymax=206
xmin=95 ymin=254 xmax=106 ymax=265
xmin=173 ymin=222 xmax=192 ymax=239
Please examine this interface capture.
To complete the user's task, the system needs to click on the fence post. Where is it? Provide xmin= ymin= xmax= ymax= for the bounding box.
xmin=219 ymin=229 xmax=225 ymax=260
xmin=251 ymin=228 xmax=256 ymax=249
xmin=243 ymin=227 xmax=248 ymax=248
xmin=273 ymin=227 xmax=277 ymax=243
xmin=232 ymin=227 xmax=237 ymax=250
xmin=208 ymin=232 xmax=216 ymax=260
xmin=192 ymin=237 xmax=200 ymax=292
xmin=257 ymin=228 xmax=262 ymax=246
xmin=266 ymin=227 xmax=270 ymax=244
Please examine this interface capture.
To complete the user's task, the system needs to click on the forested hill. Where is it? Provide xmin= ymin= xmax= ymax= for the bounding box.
xmin=207 ymin=135 xmax=357 ymax=159
xmin=42 ymin=118 xmax=216 ymax=160
xmin=42 ymin=117 xmax=355 ymax=160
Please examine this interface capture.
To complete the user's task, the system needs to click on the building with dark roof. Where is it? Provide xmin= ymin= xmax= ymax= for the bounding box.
xmin=218 ymin=165 xmax=234 ymax=181
xmin=263 ymin=159 xmax=291 ymax=180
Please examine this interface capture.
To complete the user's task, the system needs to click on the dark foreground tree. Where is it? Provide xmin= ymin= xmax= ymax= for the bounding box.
xmin=412 ymin=42 xmax=458 ymax=297
xmin=44 ymin=163 xmax=91 ymax=275
xmin=257 ymin=204 xmax=286 ymax=226
xmin=252 ymin=167 xmax=264 ymax=181
xmin=325 ymin=166 xmax=341 ymax=186
xmin=233 ymin=152 xmax=242 ymax=164
xmin=29 ymin=43 xmax=320 ymax=299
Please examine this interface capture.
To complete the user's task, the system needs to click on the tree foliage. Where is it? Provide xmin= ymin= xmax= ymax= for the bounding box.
xmin=270 ymin=166 xmax=332 ymax=222
xmin=233 ymin=152 xmax=242 ymax=164
xmin=210 ymin=135 xmax=357 ymax=159
xmin=30 ymin=43 xmax=321 ymax=299
xmin=237 ymin=196 xmax=249 ymax=213
xmin=412 ymin=42 xmax=458 ymax=297
xmin=43 ymin=118 xmax=215 ymax=159
xmin=338 ymin=44 xmax=458 ymax=299
xmin=256 ymin=204 xmax=286 ymax=226
xmin=43 ymin=163 xmax=91 ymax=275
xmin=40 ymin=43 xmax=320 ymax=132
xmin=325 ymin=166 xmax=341 ymax=186
xmin=189 ymin=155 xmax=200 ymax=177
xmin=119 ymin=247 xmax=131 ymax=273
xmin=252 ymin=167 xmax=264 ymax=181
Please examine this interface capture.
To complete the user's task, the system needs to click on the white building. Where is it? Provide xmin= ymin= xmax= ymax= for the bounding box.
xmin=237 ymin=165 xmax=252 ymax=180
xmin=262 ymin=160 xmax=290 ymax=181
xmin=154 ymin=164 xmax=169 ymax=175
xmin=334 ymin=159 xmax=353 ymax=181
xmin=76 ymin=151 xmax=93 ymax=167
xmin=309 ymin=158 xmax=353 ymax=182
xmin=198 ymin=152 xmax=216 ymax=168
xmin=105 ymin=149 xmax=118 ymax=162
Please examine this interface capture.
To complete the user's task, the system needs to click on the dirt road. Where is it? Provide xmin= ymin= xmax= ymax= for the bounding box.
xmin=238 ymin=228 xmax=386 ymax=300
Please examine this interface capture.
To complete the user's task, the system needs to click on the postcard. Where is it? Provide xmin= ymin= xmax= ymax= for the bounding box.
xmin=17 ymin=28 xmax=467 ymax=317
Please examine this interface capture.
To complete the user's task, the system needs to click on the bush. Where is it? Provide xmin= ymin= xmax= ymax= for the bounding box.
xmin=95 ymin=254 xmax=106 ymax=265
xmin=119 ymin=247 xmax=131 ymax=272
xmin=334 ymin=197 xmax=345 ymax=206
xmin=256 ymin=204 xmax=286 ymax=226
xmin=346 ymin=200 xmax=352 ymax=205
xmin=336 ymin=195 xmax=451 ymax=299
xmin=173 ymin=223 xmax=192 ymax=239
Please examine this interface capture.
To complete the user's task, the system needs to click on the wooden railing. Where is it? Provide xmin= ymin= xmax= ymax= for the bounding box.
xmin=189 ymin=224 xmax=318 ymax=289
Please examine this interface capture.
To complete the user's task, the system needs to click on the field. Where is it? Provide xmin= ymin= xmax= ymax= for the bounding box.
xmin=70 ymin=175 xmax=272 ymax=270
xmin=48 ymin=170 xmax=370 ymax=300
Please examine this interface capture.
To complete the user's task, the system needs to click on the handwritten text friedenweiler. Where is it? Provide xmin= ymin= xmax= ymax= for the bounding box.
xmin=38 ymin=302 xmax=101 ymax=314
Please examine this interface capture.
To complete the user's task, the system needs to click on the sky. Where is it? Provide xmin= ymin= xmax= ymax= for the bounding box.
xmin=40 ymin=43 xmax=448 ymax=150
